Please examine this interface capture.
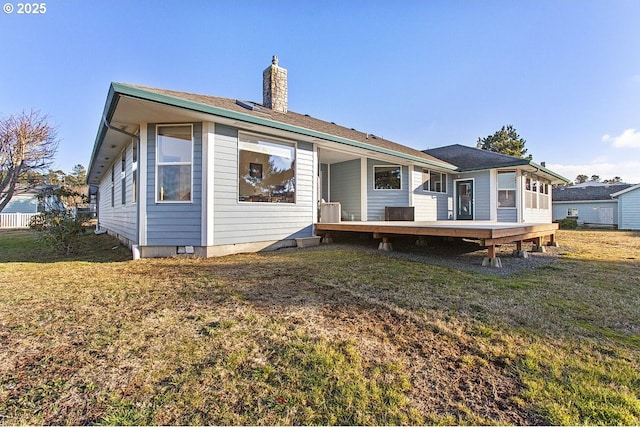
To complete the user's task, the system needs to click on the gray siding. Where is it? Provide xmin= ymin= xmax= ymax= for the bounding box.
xmin=456 ymin=171 xmax=490 ymax=220
xmin=618 ymin=188 xmax=640 ymax=229
xmin=330 ymin=159 xmax=361 ymax=221
xmin=97 ymin=139 xmax=138 ymax=243
xmin=552 ymin=200 xmax=617 ymax=225
xmin=367 ymin=159 xmax=409 ymax=221
xmin=497 ymin=208 xmax=517 ymax=222
xmin=146 ymin=123 xmax=202 ymax=246
xmin=212 ymin=124 xmax=314 ymax=245
xmin=320 ymin=163 xmax=329 ymax=202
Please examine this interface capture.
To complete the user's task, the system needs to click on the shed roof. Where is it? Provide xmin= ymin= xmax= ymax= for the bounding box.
xmin=611 ymin=183 xmax=640 ymax=198
xmin=552 ymin=183 xmax=633 ymax=201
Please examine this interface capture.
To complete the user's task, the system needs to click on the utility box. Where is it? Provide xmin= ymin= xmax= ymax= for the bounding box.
xmin=320 ymin=202 xmax=341 ymax=223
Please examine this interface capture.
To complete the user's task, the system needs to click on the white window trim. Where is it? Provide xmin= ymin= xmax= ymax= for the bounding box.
xmin=421 ymin=168 xmax=447 ymax=193
xmin=155 ymin=123 xmax=194 ymax=204
xmin=497 ymin=170 xmax=517 ymax=209
xmin=131 ymin=138 xmax=138 ymax=205
xmin=120 ymin=149 xmax=126 ymax=207
xmin=237 ymin=131 xmax=298 ymax=205
xmin=373 ymin=164 xmax=403 ymax=191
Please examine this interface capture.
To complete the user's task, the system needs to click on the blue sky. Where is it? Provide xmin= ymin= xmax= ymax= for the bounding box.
xmin=2 ymin=0 xmax=639 ymax=183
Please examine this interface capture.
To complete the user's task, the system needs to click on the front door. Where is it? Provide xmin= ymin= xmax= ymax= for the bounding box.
xmin=456 ymin=180 xmax=474 ymax=220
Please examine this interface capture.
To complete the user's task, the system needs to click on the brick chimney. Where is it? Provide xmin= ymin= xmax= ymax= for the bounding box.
xmin=263 ymin=55 xmax=288 ymax=113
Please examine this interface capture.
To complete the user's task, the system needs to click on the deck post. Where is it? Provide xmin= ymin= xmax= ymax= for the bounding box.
xmin=547 ymin=233 xmax=559 ymax=247
xmin=513 ymin=240 xmax=528 ymax=258
xmin=532 ymin=236 xmax=546 ymax=252
xmin=482 ymin=245 xmax=503 ymax=267
xmin=378 ymin=236 xmax=393 ymax=252
xmin=415 ymin=237 xmax=428 ymax=247
xmin=321 ymin=233 xmax=333 ymax=244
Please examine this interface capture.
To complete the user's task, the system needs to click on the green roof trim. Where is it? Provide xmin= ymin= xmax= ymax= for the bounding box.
xmin=110 ymin=82 xmax=456 ymax=171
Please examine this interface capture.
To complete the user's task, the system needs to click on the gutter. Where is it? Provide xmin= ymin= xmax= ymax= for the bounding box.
xmin=102 ymin=115 xmax=139 ymax=140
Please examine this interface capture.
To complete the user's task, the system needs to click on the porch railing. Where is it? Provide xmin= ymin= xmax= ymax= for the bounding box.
xmin=0 ymin=213 xmax=40 ymax=229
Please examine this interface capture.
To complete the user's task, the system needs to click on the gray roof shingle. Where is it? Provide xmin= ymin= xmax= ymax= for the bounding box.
xmin=552 ymin=184 xmax=633 ymax=201
xmin=124 ymin=83 xmax=451 ymax=168
xmin=422 ymin=144 xmax=530 ymax=171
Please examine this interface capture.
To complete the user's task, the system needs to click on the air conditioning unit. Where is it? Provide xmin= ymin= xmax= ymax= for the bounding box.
xmin=320 ymin=202 xmax=341 ymax=223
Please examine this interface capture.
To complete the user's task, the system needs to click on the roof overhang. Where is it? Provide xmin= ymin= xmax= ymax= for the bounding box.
xmin=457 ymin=161 xmax=569 ymax=185
xmin=87 ymin=83 xmax=455 ymax=184
xmin=611 ymin=183 xmax=640 ymax=198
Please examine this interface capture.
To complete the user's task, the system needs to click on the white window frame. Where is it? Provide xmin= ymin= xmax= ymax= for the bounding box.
xmin=373 ymin=165 xmax=402 ymax=191
xmin=155 ymin=124 xmax=194 ymax=204
xmin=422 ymin=168 xmax=447 ymax=193
xmin=237 ymin=131 xmax=297 ymax=204
xmin=121 ymin=149 xmax=126 ymax=206
xmin=497 ymin=171 xmax=516 ymax=208
xmin=131 ymin=139 xmax=137 ymax=204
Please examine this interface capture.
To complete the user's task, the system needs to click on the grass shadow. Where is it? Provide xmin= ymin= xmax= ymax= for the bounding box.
xmin=0 ymin=229 xmax=132 ymax=263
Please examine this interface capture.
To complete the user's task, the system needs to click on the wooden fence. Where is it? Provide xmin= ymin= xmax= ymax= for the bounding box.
xmin=0 ymin=213 xmax=40 ymax=229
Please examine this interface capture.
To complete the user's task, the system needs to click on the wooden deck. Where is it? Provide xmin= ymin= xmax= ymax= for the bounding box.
xmin=314 ymin=221 xmax=559 ymax=261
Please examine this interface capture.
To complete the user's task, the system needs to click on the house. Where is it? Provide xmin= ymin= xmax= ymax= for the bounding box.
xmin=87 ymin=57 xmax=568 ymax=259
xmin=423 ymin=144 xmax=567 ymax=223
xmin=552 ymin=182 xmax=634 ymax=228
xmin=612 ymin=184 xmax=640 ymax=230
xmin=0 ymin=184 xmax=58 ymax=229
xmin=0 ymin=186 xmax=44 ymax=214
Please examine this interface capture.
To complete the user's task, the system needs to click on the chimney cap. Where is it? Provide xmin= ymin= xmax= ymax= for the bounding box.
xmin=272 ymin=55 xmax=278 ymax=66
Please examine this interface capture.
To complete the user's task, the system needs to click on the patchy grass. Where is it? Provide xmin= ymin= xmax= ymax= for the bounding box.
xmin=0 ymin=229 xmax=638 ymax=425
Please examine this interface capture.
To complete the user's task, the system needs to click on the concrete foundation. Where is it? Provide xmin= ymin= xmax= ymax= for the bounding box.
xmin=482 ymin=257 xmax=503 ymax=268
xmin=378 ymin=242 xmax=393 ymax=251
xmin=513 ymin=250 xmax=529 ymax=258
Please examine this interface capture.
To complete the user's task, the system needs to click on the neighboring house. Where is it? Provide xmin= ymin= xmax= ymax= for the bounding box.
xmin=422 ymin=145 xmax=566 ymax=223
xmin=87 ymin=57 xmax=568 ymax=258
xmin=0 ymin=187 xmax=43 ymax=214
xmin=1 ymin=194 xmax=40 ymax=214
xmin=552 ymin=183 xmax=634 ymax=228
xmin=0 ymin=184 xmax=58 ymax=229
xmin=612 ymin=184 xmax=640 ymax=230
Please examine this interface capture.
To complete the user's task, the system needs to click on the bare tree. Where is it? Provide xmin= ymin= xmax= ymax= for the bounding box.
xmin=0 ymin=110 xmax=58 ymax=211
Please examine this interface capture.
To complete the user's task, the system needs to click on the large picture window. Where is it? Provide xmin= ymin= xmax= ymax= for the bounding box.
xmin=422 ymin=169 xmax=447 ymax=193
xmin=156 ymin=125 xmax=193 ymax=202
xmin=497 ymin=171 xmax=516 ymax=208
xmin=374 ymin=165 xmax=401 ymax=190
xmin=238 ymin=133 xmax=296 ymax=203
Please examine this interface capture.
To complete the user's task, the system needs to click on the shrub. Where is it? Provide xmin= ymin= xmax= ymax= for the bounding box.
xmin=556 ymin=218 xmax=578 ymax=229
xmin=29 ymin=186 xmax=90 ymax=255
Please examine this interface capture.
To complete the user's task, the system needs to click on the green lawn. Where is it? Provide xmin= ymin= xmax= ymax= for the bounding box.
xmin=0 ymin=229 xmax=638 ymax=425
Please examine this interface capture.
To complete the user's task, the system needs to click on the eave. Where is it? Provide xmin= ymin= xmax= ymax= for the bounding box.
xmin=87 ymin=83 xmax=456 ymax=184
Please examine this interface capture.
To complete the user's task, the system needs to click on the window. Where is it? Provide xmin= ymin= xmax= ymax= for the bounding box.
xmin=132 ymin=140 xmax=137 ymax=204
xmin=497 ymin=171 xmax=516 ymax=208
xmin=121 ymin=151 xmax=126 ymax=205
xmin=156 ymin=125 xmax=192 ymax=202
xmin=374 ymin=165 xmax=401 ymax=190
xmin=524 ymin=175 xmax=550 ymax=209
xmin=111 ymin=164 xmax=115 ymax=207
xmin=422 ymin=169 xmax=447 ymax=193
xmin=238 ymin=133 xmax=295 ymax=203
xmin=567 ymin=208 xmax=578 ymax=217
